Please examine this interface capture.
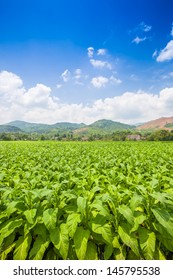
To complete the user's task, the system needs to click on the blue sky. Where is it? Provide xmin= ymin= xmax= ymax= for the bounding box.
xmin=0 ymin=0 xmax=173 ymax=124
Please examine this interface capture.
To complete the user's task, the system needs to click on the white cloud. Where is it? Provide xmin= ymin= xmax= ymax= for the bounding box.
xmin=171 ymin=23 xmax=173 ymax=36
xmin=152 ymin=50 xmax=158 ymax=58
xmin=87 ymin=47 xmax=94 ymax=58
xmin=1 ymin=70 xmax=173 ymax=125
xmin=57 ymin=84 xmax=62 ymax=89
xmin=74 ymin=68 xmax=82 ymax=79
xmin=110 ymin=75 xmax=122 ymax=84
xmin=97 ymin=49 xmax=106 ymax=56
xmin=22 ymin=84 xmax=52 ymax=107
xmin=156 ymin=40 xmax=173 ymax=62
xmin=132 ymin=36 xmax=147 ymax=44
xmin=91 ymin=76 xmax=109 ymax=88
xmin=61 ymin=69 xmax=71 ymax=82
xmin=140 ymin=22 xmax=152 ymax=32
xmin=90 ymin=59 xmax=112 ymax=69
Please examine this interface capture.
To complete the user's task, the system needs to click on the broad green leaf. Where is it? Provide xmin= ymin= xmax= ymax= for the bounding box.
xmin=85 ymin=241 xmax=98 ymax=260
xmin=127 ymin=250 xmax=139 ymax=260
xmin=5 ymin=201 xmax=19 ymax=217
xmin=74 ymin=226 xmax=90 ymax=260
xmin=130 ymin=213 xmax=146 ymax=233
xmin=50 ymin=223 xmax=69 ymax=259
xmin=91 ymin=201 xmax=110 ymax=218
xmin=77 ymin=196 xmax=87 ymax=215
xmin=43 ymin=208 xmax=58 ymax=231
xmin=0 ymin=218 xmax=23 ymax=247
xmin=118 ymin=223 xmax=140 ymax=257
xmin=154 ymin=223 xmax=173 ymax=252
xmin=154 ymin=247 xmax=166 ymax=260
xmin=104 ymin=244 xmax=113 ymax=260
xmin=66 ymin=213 xmax=81 ymax=238
xmin=24 ymin=209 xmax=37 ymax=224
xmin=13 ymin=234 xmax=32 ymax=260
xmin=0 ymin=242 xmax=16 ymax=260
xmin=138 ymin=227 xmax=156 ymax=260
xmin=91 ymin=214 xmax=113 ymax=244
xmin=113 ymin=247 xmax=126 ymax=260
xmin=29 ymin=237 xmax=50 ymax=260
xmin=33 ymin=223 xmax=47 ymax=241
xmin=151 ymin=207 xmax=173 ymax=237
xmin=118 ymin=205 xmax=134 ymax=225
xmin=112 ymin=236 xmax=120 ymax=249
xmin=130 ymin=194 xmax=144 ymax=212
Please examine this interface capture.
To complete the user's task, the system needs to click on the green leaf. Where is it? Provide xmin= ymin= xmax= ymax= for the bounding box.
xmin=85 ymin=241 xmax=98 ymax=260
xmin=130 ymin=213 xmax=146 ymax=233
xmin=154 ymin=247 xmax=166 ymax=260
xmin=29 ymin=237 xmax=50 ymax=260
xmin=118 ymin=223 xmax=140 ymax=257
xmin=112 ymin=236 xmax=121 ymax=249
xmin=50 ymin=223 xmax=69 ymax=259
xmin=13 ymin=234 xmax=32 ymax=260
xmin=118 ymin=205 xmax=134 ymax=225
xmin=138 ymin=227 xmax=156 ymax=260
xmin=91 ymin=201 xmax=110 ymax=218
xmin=151 ymin=207 xmax=173 ymax=237
xmin=0 ymin=242 xmax=16 ymax=260
xmin=74 ymin=226 xmax=90 ymax=260
xmin=104 ymin=244 xmax=113 ymax=260
xmin=113 ymin=247 xmax=126 ymax=260
xmin=91 ymin=214 xmax=113 ymax=244
xmin=24 ymin=209 xmax=37 ymax=224
xmin=43 ymin=208 xmax=58 ymax=231
xmin=154 ymin=223 xmax=173 ymax=252
xmin=77 ymin=196 xmax=87 ymax=215
xmin=66 ymin=213 xmax=81 ymax=238
xmin=0 ymin=218 xmax=23 ymax=247
xmin=130 ymin=194 xmax=144 ymax=212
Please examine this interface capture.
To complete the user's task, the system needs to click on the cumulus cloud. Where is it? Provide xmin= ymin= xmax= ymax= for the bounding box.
xmin=1 ymin=70 xmax=173 ymax=125
xmin=22 ymin=84 xmax=52 ymax=107
xmin=91 ymin=75 xmax=122 ymax=88
xmin=91 ymin=76 xmax=109 ymax=88
xmin=90 ymin=59 xmax=112 ymax=69
xmin=61 ymin=69 xmax=71 ymax=82
xmin=156 ymin=40 xmax=173 ymax=62
xmin=97 ymin=49 xmax=106 ymax=56
xmin=132 ymin=36 xmax=147 ymax=44
xmin=87 ymin=47 xmax=94 ymax=58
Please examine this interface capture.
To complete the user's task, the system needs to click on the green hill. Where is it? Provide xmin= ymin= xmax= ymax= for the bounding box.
xmin=74 ymin=119 xmax=135 ymax=136
xmin=89 ymin=119 xmax=135 ymax=131
xmin=6 ymin=120 xmax=85 ymax=134
xmin=0 ymin=125 xmax=23 ymax=133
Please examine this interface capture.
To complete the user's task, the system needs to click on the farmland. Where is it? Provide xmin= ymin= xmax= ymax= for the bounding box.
xmin=0 ymin=141 xmax=173 ymax=260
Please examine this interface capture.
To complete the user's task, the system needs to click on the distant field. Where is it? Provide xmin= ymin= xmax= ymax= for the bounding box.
xmin=0 ymin=141 xmax=173 ymax=260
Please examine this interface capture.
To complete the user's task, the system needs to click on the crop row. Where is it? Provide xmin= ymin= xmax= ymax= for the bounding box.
xmin=0 ymin=141 xmax=173 ymax=259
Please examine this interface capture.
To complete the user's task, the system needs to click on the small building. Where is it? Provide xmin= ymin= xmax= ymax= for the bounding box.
xmin=126 ymin=134 xmax=141 ymax=141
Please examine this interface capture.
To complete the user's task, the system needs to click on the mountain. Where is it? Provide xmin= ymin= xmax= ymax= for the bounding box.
xmin=2 ymin=119 xmax=135 ymax=135
xmin=0 ymin=125 xmax=23 ymax=133
xmin=74 ymin=119 xmax=135 ymax=136
xmin=89 ymin=119 xmax=135 ymax=130
xmin=6 ymin=120 xmax=86 ymax=134
xmin=136 ymin=117 xmax=173 ymax=131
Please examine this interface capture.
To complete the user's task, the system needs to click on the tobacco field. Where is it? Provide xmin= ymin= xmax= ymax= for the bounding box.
xmin=0 ymin=141 xmax=173 ymax=260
